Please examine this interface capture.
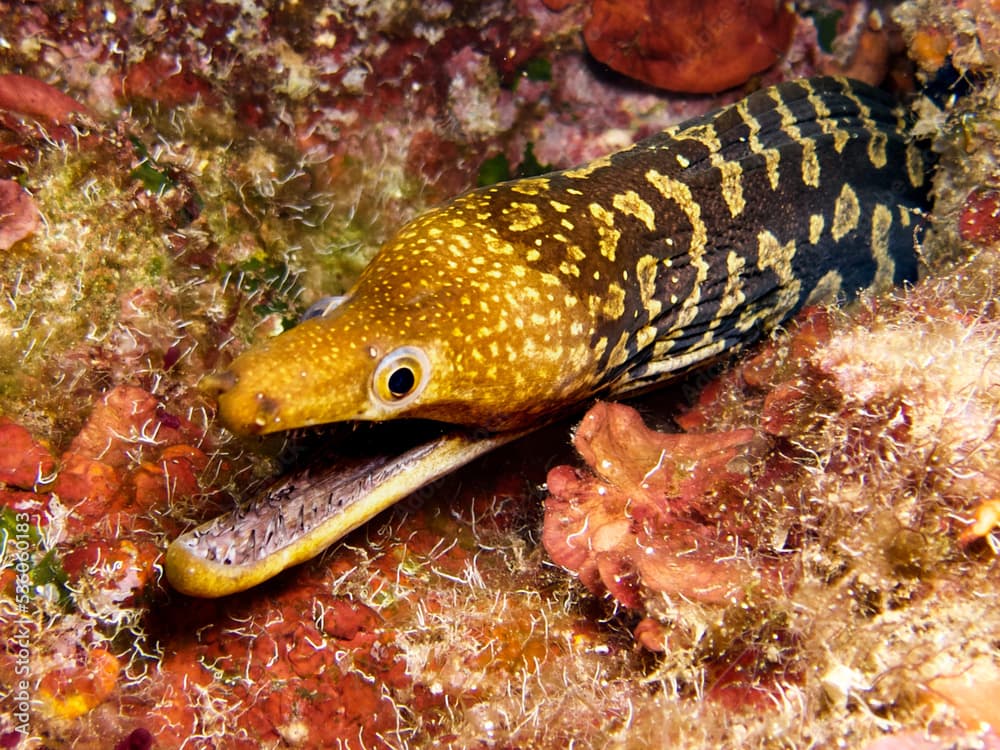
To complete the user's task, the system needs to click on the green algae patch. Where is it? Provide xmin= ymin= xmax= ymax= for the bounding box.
xmin=0 ymin=507 xmax=71 ymax=607
xmin=477 ymin=152 xmax=511 ymax=187
xmin=478 ymin=142 xmax=554 ymax=188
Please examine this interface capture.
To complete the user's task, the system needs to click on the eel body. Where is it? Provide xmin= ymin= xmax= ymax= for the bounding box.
xmin=166 ymin=77 xmax=931 ymax=597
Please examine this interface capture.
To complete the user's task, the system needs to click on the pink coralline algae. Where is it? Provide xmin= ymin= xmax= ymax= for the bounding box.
xmin=123 ymin=55 xmax=217 ymax=107
xmin=0 ymin=73 xmax=94 ymax=126
xmin=134 ymin=578 xmax=421 ymax=749
xmin=0 ymin=417 xmax=55 ymax=489
xmin=543 ymin=401 xmax=786 ymax=612
xmin=0 ymin=179 xmax=40 ymax=251
xmin=0 ymin=73 xmax=97 ymax=156
xmin=582 ymin=0 xmax=797 ymax=93
xmin=959 ymin=187 xmax=1000 ymax=246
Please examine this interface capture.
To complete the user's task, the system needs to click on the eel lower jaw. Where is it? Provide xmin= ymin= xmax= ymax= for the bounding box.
xmin=164 ymin=422 xmax=526 ymax=598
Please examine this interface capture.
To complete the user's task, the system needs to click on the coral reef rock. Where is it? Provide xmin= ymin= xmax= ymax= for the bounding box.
xmin=583 ymin=0 xmax=796 ymax=92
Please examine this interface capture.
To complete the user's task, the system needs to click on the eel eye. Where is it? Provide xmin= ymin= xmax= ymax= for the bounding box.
xmin=372 ymin=346 xmax=430 ymax=406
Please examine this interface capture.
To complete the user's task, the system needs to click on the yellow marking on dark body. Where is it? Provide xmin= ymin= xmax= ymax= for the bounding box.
xmin=714 ymin=157 xmax=747 ymax=217
xmin=506 ymin=201 xmax=544 ymax=231
xmin=753 ymin=230 xmax=801 ymax=327
xmin=843 ymin=85 xmax=889 ymax=168
xmin=168 ymin=77 xmax=934 ymax=597
xmin=774 ymin=97 xmax=821 ymax=188
xmin=805 ymin=269 xmax=845 ymax=306
xmin=588 ymin=202 xmax=621 ymax=261
xmin=613 ymin=191 xmax=657 ymax=231
xmin=906 ymin=142 xmax=927 ymax=189
xmin=806 ymin=87 xmax=851 ymax=154
xmin=735 ymin=95 xmax=782 ymax=190
xmin=871 ymin=203 xmax=896 ymax=288
xmin=832 ymin=183 xmax=861 ymax=241
xmin=809 ymin=213 xmax=825 ymax=244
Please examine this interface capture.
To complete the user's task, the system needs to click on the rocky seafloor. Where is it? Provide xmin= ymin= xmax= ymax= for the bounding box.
xmin=0 ymin=0 xmax=999 ymax=748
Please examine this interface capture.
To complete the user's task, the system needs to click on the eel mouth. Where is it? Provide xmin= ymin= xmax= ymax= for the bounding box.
xmin=165 ymin=421 xmax=523 ymax=598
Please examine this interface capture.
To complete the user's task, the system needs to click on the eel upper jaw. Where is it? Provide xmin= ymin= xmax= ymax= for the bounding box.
xmin=164 ymin=422 xmax=526 ymax=598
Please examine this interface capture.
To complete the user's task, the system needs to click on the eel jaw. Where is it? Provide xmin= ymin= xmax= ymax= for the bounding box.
xmin=165 ymin=426 xmax=523 ymax=598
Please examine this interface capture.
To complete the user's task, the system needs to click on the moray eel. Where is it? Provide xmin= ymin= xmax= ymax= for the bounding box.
xmin=166 ymin=77 xmax=931 ymax=597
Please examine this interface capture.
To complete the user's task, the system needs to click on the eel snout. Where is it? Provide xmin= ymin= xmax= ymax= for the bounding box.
xmin=200 ymin=368 xmax=282 ymax=436
xmin=200 ymin=369 xmax=237 ymax=397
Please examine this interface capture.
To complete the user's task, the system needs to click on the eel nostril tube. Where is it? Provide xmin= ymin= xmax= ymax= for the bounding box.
xmin=200 ymin=370 xmax=238 ymax=396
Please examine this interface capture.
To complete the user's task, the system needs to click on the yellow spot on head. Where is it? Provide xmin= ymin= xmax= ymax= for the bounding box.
xmin=558 ymin=260 xmax=579 ymax=277
xmin=511 ymin=178 xmax=549 ymax=196
xmin=601 ymin=284 xmax=626 ymax=319
xmin=588 ymin=201 xmax=622 ymax=262
xmin=506 ymin=201 xmax=544 ymax=232
xmin=483 ymin=233 xmax=515 ymax=256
